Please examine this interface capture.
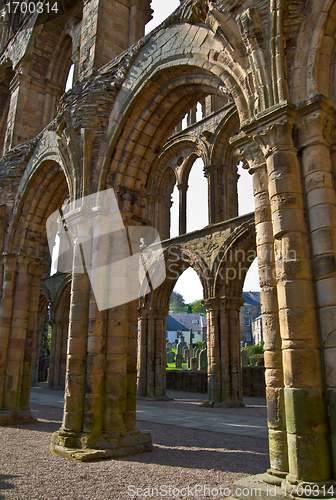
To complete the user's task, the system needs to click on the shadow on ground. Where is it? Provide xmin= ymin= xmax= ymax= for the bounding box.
xmin=0 ymin=474 xmax=18 ymax=498
xmin=121 ymin=421 xmax=269 ymax=475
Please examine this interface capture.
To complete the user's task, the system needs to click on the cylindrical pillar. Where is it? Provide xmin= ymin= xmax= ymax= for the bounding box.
xmin=251 ymin=161 xmax=288 ymax=479
xmin=260 ymin=118 xmax=333 ymax=483
xmin=298 ymin=100 xmax=336 ymax=479
xmin=137 ymin=307 xmax=148 ymax=398
xmin=177 ymin=182 xmax=187 ymax=235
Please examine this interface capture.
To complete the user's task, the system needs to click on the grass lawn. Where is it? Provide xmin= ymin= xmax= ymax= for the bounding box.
xmin=166 ymin=362 xmax=189 ymax=371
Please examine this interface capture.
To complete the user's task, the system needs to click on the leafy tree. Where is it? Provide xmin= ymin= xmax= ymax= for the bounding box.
xmin=188 ymin=299 xmax=206 ymax=314
xmin=170 ymin=291 xmax=187 ymax=313
xmin=244 ymin=343 xmax=264 ymax=366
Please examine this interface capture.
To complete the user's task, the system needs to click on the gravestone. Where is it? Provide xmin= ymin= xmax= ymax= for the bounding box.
xmin=175 ymin=353 xmax=182 ymax=368
xmin=176 ymin=333 xmax=185 ymax=361
xmin=167 ymin=351 xmax=175 ymax=364
xmin=199 ymin=349 xmax=207 ymax=370
xmin=166 ymin=342 xmax=172 ymax=351
xmin=190 ymin=357 xmax=198 ymax=371
xmin=184 ymin=349 xmax=193 ymax=361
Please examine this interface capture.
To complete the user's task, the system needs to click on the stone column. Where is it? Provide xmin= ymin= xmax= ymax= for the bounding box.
xmin=0 ymin=255 xmax=41 ymax=424
xmin=19 ymin=263 xmax=41 ymax=411
xmin=59 ymin=322 xmax=68 ymax=389
xmin=204 ymin=164 xmax=218 ymax=224
xmin=297 ymin=96 xmax=336 ymax=479
xmin=154 ymin=309 xmax=167 ymax=398
xmin=52 ymin=321 xmax=63 ymax=388
xmin=253 ymin=165 xmax=288 ymax=481
xmin=52 ymin=239 xmax=91 ymax=443
xmin=51 ymin=203 xmax=152 ymax=460
xmin=128 ymin=3 xmax=138 ymax=46
xmin=137 ymin=307 xmax=148 ymax=398
xmin=177 ymin=182 xmax=187 ymax=235
xmin=32 ymin=326 xmax=42 ymax=384
xmin=234 ymin=134 xmax=288 ymax=480
xmin=250 ymin=107 xmax=333 ymax=485
xmin=137 ymin=307 xmax=168 ymax=400
xmin=226 ymin=297 xmax=245 ymax=403
xmin=203 ymin=297 xmax=244 ymax=407
xmin=48 ymin=320 xmax=57 ymax=388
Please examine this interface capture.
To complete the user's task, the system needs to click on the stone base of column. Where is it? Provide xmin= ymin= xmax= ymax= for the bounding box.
xmin=265 ymin=468 xmax=288 ymax=485
xmin=50 ymin=429 xmax=152 ymax=462
xmin=0 ymin=408 xmax=37 ymax=425
xmin=228 ymin=474 xmax=336 ymax=499
xmin=201 ymin=400 xmax=245 ymax=408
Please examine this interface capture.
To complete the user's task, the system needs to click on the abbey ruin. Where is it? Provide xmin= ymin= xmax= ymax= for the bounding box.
xmin=0 ymin=0 xmax=335 ymax=497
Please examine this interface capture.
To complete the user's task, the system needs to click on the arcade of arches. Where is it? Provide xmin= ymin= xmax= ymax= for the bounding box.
xmin=0 ymin=0 xmax=335 ymax=497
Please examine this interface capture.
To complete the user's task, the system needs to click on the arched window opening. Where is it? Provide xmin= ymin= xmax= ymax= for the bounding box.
xmin=65 ymin=63 xmax=75 ymax=92
xmin=181 ymin=113 xmax=188 ymax=130
xmin=167 ymin=268 xmax=206 ymax=359
xmin=170 ymin=182 xmax=179 ymax=238
xmin=186 ymin=158 xmax=208 ymax=233
xmin=237 ymin=161 xmax=255 ymax=216
xmin=241 ymin=258 xmax=261 ymax=350
xmin=50 ymin=233 xmax=61 ymax=276
xmin=196 ymin=101 xmax=203 ymax=122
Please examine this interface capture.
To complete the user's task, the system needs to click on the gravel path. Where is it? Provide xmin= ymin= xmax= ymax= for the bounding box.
xmin=0 ymin=393 xmax=269 ymax=500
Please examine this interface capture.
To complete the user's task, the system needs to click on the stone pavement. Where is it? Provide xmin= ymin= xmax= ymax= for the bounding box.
xmin=30 ymin=386 xmax=268 ymax=439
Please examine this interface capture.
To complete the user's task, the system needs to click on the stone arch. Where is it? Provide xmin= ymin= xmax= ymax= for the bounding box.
xmin=5 ymin=132 xmax=74 ymax=259
xmin=214 ymin=216 xmax=257 ymax=298
xmin=148 ymin=136 xmax=209 ymax=238
xmin=202 ymin=215 xmax=256 ymax=406
xmin=207 ymin=104 xmax=240 ymax=223
xmin=137 ymin=243 xmax=210 ymax=399
xmin=0 ymin=147 xmax=70 ymax=424
xmin=291 ymin=0 xmax=336 ymax=103
xmin=100 ymin=70 xmax=232 ymax=207
xmin=6 ymin=160 xmax=70 ymax=261
xmin=96 ymin=21 xmax=253 ymax=197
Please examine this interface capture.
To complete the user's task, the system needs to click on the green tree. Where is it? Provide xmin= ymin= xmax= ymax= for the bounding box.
xmin=188 ymin=299 xmax=206 ymax=314
xmin=170 ymin=291 xmax=187 ymax=313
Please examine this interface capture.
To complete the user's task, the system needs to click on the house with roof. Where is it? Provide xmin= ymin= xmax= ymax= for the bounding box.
xmin=240 ymin=291 xmax=262 ymax=346
xmin=252 ymin=314 xmax=263 ymax=345
xmin=166 ymin=312 xmax=207 ymax=344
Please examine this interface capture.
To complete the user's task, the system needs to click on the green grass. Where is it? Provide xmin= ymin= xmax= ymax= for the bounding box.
xmin=166 ymin=362 xmax=188 ymax=371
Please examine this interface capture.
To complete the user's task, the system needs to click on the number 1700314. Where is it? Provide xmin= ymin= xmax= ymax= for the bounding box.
xmin=4 ymin=2 xmax=59 ymax=15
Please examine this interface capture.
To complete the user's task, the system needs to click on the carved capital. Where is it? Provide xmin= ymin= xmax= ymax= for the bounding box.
xmin=203 ymin=164 xmax=218 ymax=179
xmin=241 ymin=103 xmax=297 ymax=158
xmin=296 ymin=94 xmax=336 ymax=150
xmin=177 ymin=182 xmax=188 ymax=192
xmin=231 ymin=131 xmax=265 ymax=173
